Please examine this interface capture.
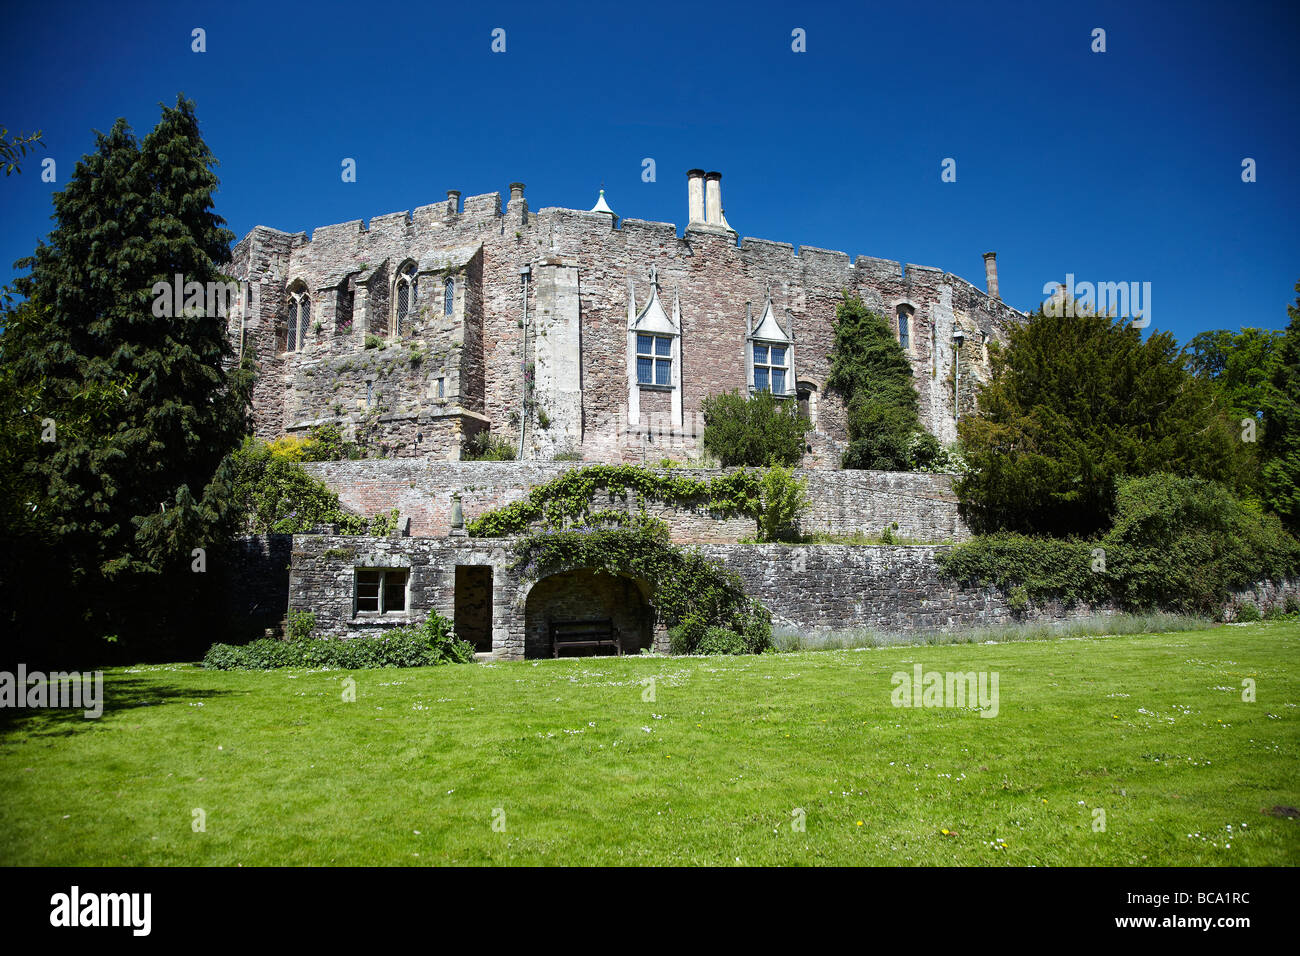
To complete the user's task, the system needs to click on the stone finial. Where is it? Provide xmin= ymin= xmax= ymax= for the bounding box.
xmin=591 ymin=188 xmax=616 ymax=217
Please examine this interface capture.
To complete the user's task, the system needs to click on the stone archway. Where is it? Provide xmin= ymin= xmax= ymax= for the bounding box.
xmin=522 ymin=569 xmax=654 ymax=659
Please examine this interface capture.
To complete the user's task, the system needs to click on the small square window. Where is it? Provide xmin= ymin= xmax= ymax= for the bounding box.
xmin=355 ymin=568 xmax=408 ymax=615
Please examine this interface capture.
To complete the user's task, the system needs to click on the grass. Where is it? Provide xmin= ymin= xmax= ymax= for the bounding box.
xmin=1 ymin=621 xmax=1297 ymax=866
xmin=771 ymin=612 xmax=1218 ymax=652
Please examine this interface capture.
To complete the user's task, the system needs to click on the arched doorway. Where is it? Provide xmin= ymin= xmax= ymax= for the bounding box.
xmin=522 ymin=570 xmax=654 ymax=659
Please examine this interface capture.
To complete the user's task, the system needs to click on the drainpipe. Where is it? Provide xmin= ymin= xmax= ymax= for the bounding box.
xmin=952 ymin=328 xmax=966 ymax=422
xmin=518 ymin=264 xmax=531 ymax=459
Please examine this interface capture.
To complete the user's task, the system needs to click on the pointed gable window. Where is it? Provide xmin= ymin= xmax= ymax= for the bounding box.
xmin=626 ymin=264 xmax=684 ymax=428
xmin=747 ymin=289 xmax=794 ymax=396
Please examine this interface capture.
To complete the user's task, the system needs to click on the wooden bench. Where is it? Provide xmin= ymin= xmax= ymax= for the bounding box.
xmin=551 ymin=619 xmax=621 ymax=658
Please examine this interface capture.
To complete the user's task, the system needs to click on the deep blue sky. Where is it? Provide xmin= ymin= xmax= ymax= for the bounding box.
xmin=2 ymin=0 xmax=1297 ymax=344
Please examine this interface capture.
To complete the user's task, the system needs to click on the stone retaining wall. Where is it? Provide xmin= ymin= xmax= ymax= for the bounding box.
xmin=302 ymin=459 xmax=968 ymax=543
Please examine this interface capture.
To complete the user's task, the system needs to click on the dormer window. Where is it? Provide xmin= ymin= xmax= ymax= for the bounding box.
xmin=637 ymin=333 xmax=672 ymax=386
xmin=746 ymin=290 xmax=794 ymax=396
xmin=626 ymin=264 xmax=683 ymax=428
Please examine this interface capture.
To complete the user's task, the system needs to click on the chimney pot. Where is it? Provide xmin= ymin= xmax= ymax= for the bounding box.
xmin=982 ymin=251 xmax=999 ymax=300
xmin=704 ymin=171 xmax=723 ymax=226
xmin=509 ymin=182 xmax=525 ymax=201
xmin=687 ymin=169 xmax=706 ymax=224
xmin=446 ymin=190 xmax=461 ymax=215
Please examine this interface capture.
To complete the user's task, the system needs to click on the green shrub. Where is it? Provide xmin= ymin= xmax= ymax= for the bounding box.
xmin=756 ymin=461 xmax=809 ymax=542
xmin=364 ymin=333 xmax=383 ymax=350
xmin=701 ymin=389 xmax=806 ymax=467
xmin=1236 ymin=602 xmax=1262 ymax=622
xmin=227 ymin=438 xmax=398 ymax=535
xmin=463 ymin=432 xmax=517 ymax=461
xmin=285 ymin=610 xmax=316 ymax=642
xmin=202 ymin=610 xmax=473 ymax=670
xmin=941 ymin=474 xmax=1300 ymax=615
xmin=693 ymin=627 xmax=749 ymax=655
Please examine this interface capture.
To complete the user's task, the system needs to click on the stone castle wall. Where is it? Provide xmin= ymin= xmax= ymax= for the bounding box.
xmin=301 ymin=459 xmax=970 ymax=543
xmin=225 ymin=179 xmax=1023 ymax=465
xmin=285 ymin=534 xmax=1300 ymax=658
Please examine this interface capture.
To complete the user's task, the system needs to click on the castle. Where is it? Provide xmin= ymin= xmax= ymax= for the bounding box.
xmin=225 ymin=170 xmax=1024 ymax=466
xmin=224 ymin=171 xmax=1067 ymax=659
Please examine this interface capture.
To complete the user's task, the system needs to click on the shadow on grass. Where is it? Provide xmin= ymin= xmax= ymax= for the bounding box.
xmin=0 ymin=674 xmax=233 ymax=739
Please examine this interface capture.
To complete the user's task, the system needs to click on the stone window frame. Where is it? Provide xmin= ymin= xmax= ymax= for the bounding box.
xmin=796 ymin=379 xmax=820 ymax=428
xmin=896 ymin=304 xmax=914 ymax=353
xmin=284 ymin=282 xmax=311 ymax=354
xmin=392 ymin=261 xmax=418 ymax=338
xmin=444 ymin=276 xmax=455 ymax=317
xmin=353 ymin=566 xmax=410 ymax=617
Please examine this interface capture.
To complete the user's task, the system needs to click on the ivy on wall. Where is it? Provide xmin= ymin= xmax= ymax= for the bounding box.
xmin=511 ymin=514 xmax=772 ymax=653
xmin=467 ymin=464 xmax=763 ymax=537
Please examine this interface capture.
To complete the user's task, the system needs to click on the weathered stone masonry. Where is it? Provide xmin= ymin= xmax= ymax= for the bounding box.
xmin=225 ymin=172 xmax=1024 ymax=465
xmin=286 ymin=534 xmax=1300 ymax=660
xmin=302 ymin=459 xmax=971 ymax=543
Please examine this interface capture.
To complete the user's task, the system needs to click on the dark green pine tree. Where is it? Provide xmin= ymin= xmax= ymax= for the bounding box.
xmin=1261 ymin=282 xmax=1300 ymax=531
xmin=3 ymin=96 xmax=250 ymax=660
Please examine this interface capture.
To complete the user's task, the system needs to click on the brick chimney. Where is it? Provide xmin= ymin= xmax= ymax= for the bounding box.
xmin=983 ymin=252 xmax=999 ymax=300
xmin=507 ymin=182 xmax=527 ymax=223
xmin=687 ymin=170 xmax=706 ymax=224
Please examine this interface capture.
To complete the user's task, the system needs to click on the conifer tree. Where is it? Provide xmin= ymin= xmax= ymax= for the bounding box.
xmin=1 ymin=96 xmax=249 ymax=659
xmin=1261 ymin=282 xmax=1300 ymax=530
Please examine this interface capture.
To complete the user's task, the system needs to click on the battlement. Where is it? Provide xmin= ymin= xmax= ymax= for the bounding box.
xmin=234 ymin=171 xmax=1015 ymax=310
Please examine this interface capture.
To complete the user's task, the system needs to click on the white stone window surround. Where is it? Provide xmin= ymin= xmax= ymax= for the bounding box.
xmin=625 ymin=265 xmax=683 ymax=427
xmin=746 ymin=291 xmax=795 ymax=397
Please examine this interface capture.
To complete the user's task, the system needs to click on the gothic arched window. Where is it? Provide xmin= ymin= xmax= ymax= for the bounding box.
xmin=394 ymin=263 xmax=417 ymax=336
xmin=286 ymin=286 xmax=310 ymax=352
xmin=896 ymin=304 xmax=914 ymax=353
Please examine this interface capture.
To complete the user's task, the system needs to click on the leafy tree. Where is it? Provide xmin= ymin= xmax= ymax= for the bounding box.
xmin=1262 ymin=282 xmax=1300 ymax=530
xmin=1185 ymin=326 xmax=1281 ymax=422
xmin=0 ymin=96 xmax=250 ymax=661
xmin=827 ymin=292 xmax=934 ymax=471
xmin=1 ymin=127 xmax=44 ymax=175
xmin=701 ymin=388 xmax=806 ymax=467
xmin=955 ymin=303 xmax=1252 ymax=536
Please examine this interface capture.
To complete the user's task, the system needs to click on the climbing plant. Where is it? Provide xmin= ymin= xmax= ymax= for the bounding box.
xmin=467 ymin=464 xmax=763 ymax=537
xmin=512 ymin=514 xmax=772 ymax=653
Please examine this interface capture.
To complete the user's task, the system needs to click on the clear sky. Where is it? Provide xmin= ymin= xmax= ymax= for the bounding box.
xmin=2 ymin=0 xmax=1297 ymax=344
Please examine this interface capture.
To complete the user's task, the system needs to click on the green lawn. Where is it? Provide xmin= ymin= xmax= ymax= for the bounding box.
xmin=2 ymin=622 xmax=1298 ymax=866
